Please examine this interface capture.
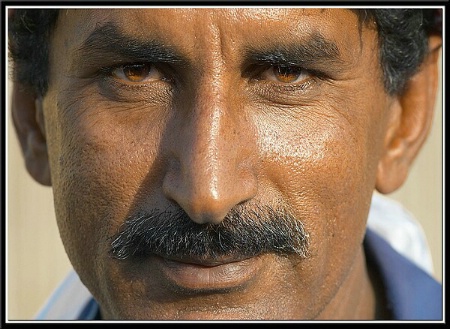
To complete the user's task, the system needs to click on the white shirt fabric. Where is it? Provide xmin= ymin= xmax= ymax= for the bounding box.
xmin=34 ymin=193 xmax=436 ymax=320
xmin=366 ymin=192 xmax=434 ymax=274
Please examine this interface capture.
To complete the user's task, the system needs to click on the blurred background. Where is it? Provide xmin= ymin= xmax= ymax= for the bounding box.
xmin=7 ymin=57 xmax=443 ymax=320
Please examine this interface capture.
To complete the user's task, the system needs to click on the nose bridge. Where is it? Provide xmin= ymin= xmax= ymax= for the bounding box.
xmin=193 ymin=90 xmax=223 ymax=200
xmin=183 ymin=13 xmax=229 ymax=171
xmin=188 ymin=78 xmax=236 ymax=197
xmin=163 ymin=70 xmax=257 ymax=224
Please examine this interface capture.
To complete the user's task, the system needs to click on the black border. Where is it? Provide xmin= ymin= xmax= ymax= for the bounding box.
xmin=2 ymin=1 xmax=446 ymax=328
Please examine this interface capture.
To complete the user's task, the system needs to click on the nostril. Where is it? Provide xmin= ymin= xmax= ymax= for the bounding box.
xmin=162 ymin=170 xmax=257 ymax=225
xmin=186 ymin=198 xmax=236 ymax=225
xmin=163 ymin=187 xmax=238 ymax=225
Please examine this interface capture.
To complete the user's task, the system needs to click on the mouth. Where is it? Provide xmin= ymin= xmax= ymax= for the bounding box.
xmin=153 ymin=254 xmax=264 ymax=293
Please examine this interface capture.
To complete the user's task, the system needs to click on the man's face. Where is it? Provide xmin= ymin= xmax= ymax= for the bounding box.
xmin=42 ymin=9 xmax=395 ymax=319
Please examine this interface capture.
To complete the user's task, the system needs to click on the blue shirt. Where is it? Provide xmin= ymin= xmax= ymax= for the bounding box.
xmin=364 ymin=229 xmax=442 ymax=320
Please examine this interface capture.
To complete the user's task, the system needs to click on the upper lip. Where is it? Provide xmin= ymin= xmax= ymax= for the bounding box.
xmin=155 ymin=253 xmax=255 ymax=267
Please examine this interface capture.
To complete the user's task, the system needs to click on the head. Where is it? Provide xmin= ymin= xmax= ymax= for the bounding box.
xmin=9 ymin=8 xmax=441 ymax=320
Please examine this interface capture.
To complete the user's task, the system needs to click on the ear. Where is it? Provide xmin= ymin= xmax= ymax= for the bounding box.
xmin=11 ymin=84 xmax=51 ymax=186
xmin=375 ymin=35 xmax=442 ymax=194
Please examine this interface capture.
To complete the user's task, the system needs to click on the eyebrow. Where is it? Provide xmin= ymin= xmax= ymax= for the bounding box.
xmin=72 ymin=22 xmax=188 ymax=71
xmin=73 ymin=23 xmax=344 ymax=75
xmin=244 ymin=32 xmax=343 ymax=69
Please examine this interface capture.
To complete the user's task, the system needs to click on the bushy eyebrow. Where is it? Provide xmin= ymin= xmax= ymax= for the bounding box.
xmin=243 ymin=32 xmax=343 ymax=69
xmin=72 ymin=22 xmax=344 ymax=75
xmin=72 ymin=22 xmax=188 ymax=70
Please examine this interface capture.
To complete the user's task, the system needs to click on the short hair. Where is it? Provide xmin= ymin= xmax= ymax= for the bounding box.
xmin=8 ymin=9 xmax=441 ymax=97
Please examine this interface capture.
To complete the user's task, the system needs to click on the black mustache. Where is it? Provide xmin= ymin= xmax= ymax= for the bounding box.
xmin=110 ymin=205 xmax=310 ymax=261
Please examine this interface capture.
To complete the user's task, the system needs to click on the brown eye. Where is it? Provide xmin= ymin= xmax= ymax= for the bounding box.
xmin=274 ymin=66 xmax=303 ymax=83
xmin=112 ymin=63 xmax=163 ymax=83
xmin=261 ymin=65 xmax=311 ymax=84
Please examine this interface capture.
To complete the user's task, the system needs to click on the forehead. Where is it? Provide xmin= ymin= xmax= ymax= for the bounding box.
xmin=54 ymin=8 xmax=369 ymax=59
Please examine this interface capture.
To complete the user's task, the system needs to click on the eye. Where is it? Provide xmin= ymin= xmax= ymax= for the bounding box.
xmin=111 ymin=63 xmax=164 ymax=83
xmin=261 ymin=65 xmax=311 ymax=84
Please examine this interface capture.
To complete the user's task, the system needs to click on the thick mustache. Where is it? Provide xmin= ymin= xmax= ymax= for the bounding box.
xmin=110 ymin=205 xmax=310 ymax=261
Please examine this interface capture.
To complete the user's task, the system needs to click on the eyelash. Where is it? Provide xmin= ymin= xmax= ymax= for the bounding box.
xmin=249 ymin=64 xmax=327 ymax=96
xmin=94 ymin=63 xmax=175 ymax=104
xmin=99 ymin=63 xmax=169 ymax=83
xmin=97 ymin=62 xmax=327 ymax=102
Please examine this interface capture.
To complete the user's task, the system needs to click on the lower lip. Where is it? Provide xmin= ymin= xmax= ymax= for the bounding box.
xmin=155 ymin=256 xmax=263 ymax=292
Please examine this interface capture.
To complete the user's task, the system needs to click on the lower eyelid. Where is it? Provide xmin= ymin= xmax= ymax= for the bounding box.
xmin=271 ymin=79 xmax=315 ymax=91
xmin=248 ymin=77 xmax=320 ymax=102
xmin=96 ymin=76 xmax=175 ymax=104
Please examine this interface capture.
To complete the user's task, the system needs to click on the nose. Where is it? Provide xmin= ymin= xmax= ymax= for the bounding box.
xmin=162 ymin=84 xmax=257 ymax=225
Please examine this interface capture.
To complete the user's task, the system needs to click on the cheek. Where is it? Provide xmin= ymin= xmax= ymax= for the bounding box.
xmin=45 ymin=94 xmax=166 ymax=297
xmin=255 ymin=102 xmax=383 ymax=276
xmin=259 ymin=111 xmax=375 ymax=204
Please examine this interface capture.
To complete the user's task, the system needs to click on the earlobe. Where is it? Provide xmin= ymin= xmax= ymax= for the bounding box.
xmin=375 ymin=35 xmax=442 ymax=194
xmin=11 ymin=85 xmax=52 ymax=186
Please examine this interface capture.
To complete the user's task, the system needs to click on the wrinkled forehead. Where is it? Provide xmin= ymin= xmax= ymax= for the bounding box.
xmin=54 ymin=8 xmax=370 ymax=60
xmin=59 ymin=8 xmax=355 ymax=31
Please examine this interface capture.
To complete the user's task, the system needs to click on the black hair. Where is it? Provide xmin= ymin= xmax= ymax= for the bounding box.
xmin=8 ymin=9 xmax=59 ymax=96
xmin=8 ymin=8 xmax=441 ymax=96
xmin=362 ymin=9 xmax=440 ymax=94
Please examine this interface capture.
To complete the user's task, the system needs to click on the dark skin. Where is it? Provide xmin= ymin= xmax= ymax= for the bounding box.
xmin=12 ymin=9 xmax=441 ymax=320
